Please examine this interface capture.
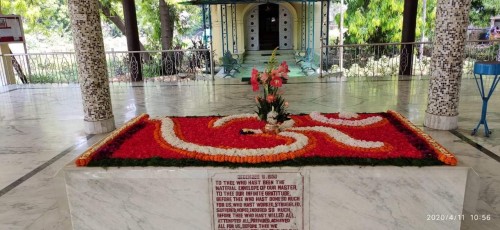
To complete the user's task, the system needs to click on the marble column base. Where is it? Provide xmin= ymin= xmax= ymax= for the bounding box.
xmin=424 ymin=112 xmax=458 ymax=130
xmin=83 ymin=117 xmax=115 ymax=134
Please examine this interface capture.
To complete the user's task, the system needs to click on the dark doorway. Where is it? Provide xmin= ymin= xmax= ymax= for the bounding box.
xmin=259 ymin=3 xmax=279 ymax=50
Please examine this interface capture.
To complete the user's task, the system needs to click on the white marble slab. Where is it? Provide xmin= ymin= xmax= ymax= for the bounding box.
xmin=64 ymin=166 xmax=478 ymax=230
xmin=308 ymin=167 xmax=478 ymax=230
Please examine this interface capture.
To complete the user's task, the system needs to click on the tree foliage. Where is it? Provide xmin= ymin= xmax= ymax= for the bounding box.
xmin=1 ymin=0 xmax=71 ymax=36
xmin=416 ymin=0 xmax=437 ymax=41
xmin=1 ymin=0 xmax=202 ymax=49
xmin=469 ymin=0 xmax=500 ymax=27
xmin=137 ymin=0 xmax=202 ymax=49
xmin=342 ymin=0 xmax=436 ymax=44
xmin=343 ymin=0 xmax=403 ymax=43
xmin=3 ymin=0 xmax=498 ymax=49
xmin=341 ymin=0 xmax=500 ymax=44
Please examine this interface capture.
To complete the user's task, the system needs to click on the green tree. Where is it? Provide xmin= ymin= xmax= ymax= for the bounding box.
xmin=342 ymin=0 xmax=436 ymax=44
xmin=1 ymin=0 xmax=202 ymax=50
xmin=343 ymin=0 xmax=403 ymax=43
xmin=1 ymin=0 xmax=70 ymax=36
xmin=138 ymin=0 xmax=202 ymax=49
xmin=469 ymin=0 xmax=500 ymax=27
xmin=416 ymin=0 xmax=436 ymax=41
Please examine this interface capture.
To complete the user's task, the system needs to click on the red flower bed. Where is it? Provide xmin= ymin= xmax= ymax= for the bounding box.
xmin=76 ymin=111 xmax=457 ymax=167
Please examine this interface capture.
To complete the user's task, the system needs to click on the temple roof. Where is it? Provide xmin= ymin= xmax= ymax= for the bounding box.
xmin=180 ymin=0 xmax=322 ymax=5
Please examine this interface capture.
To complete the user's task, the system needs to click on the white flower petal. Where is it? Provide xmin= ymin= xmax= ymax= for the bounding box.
xmin=213 ymin=114 xmax=258 ymax=127
xmin=289 ymin=126 xmax=384 ymax=148
xmin=310 ymin=111 xmax=383 ymax=127
xmin=157 ymin=117 xmax=309 ymax=157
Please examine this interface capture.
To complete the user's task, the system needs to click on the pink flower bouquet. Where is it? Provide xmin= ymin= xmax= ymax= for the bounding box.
xmin=250 ymin=48 xmax=290 ymax=124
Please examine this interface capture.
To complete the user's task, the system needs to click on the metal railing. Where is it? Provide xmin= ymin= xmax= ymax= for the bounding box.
xmin=106 ymin=49 xmax=213 ymax=83
xmin=1 ymin=41 xmax=499 ymax=85
xmin=0 ymin=49 xmax=214 ymax=85
xmin=320 ymin=40 xmax=500 ymax=78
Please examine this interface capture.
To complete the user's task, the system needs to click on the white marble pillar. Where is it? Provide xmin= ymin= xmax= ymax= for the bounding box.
xmin=68 ymin=0 xmax=115 ymax=134
xmin=424 ymin=0 xmax=471 ymax=130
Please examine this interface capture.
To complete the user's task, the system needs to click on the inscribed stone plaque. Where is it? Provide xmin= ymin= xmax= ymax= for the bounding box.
xmin=211 ymin=172 xmax=304 ymax=230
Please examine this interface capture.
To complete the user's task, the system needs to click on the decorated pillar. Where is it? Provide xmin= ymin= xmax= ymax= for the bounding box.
xmin=424 ymin=0 xmax=471 ymax=130
xmin=68 ymin=0 xmax=115 ymax=134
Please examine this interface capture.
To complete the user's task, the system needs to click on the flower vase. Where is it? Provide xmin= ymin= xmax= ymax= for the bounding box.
xmin=264 ymin=123 xmax=280 ymax=134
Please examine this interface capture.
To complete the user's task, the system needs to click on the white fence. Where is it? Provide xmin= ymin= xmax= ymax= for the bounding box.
xmin=0 ymin=49 xmax=213 ymax=85
xmin=320 ymin=40 xmax=500 ymax=78
xmin=1 ymin=41 xmax=499 ymax=85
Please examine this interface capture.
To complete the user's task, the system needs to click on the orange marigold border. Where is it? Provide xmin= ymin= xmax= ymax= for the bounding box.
xmin=75 ymin=114 xmax=150 ymax=166
xmin=387 ymin=110 xmax=457 ymax=166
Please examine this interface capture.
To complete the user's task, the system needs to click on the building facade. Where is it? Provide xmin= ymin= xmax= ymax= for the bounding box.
xmin=193 ymin=1 xmax=330 ymax=61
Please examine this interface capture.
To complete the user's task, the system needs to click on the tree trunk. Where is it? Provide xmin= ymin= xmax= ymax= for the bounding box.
xmin=399 ymin=0 xmax=418 ymax=76
xmin=159 ymin=0 xmax=174 ymax=50
xmin=159 ymin=0 xmax=177 ymax=75
xmin=98 ymin=1 xmax=150 ymax=61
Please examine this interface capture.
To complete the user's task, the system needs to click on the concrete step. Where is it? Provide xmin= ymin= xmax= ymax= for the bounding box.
xmin=244 ymin=53 xmax=296 ymax=64
xmin=244 ymin=57 xmax=295 ymax=62
xmin=245 ymin=54 xmax=295 ymax=58
xmin=243 ymin=58 xmax=296 ymax=65
xmin=245 ymin=50 xmax=296 ymax=55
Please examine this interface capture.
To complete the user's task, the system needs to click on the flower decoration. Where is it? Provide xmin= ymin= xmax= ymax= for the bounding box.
xmin=76 ymin=111 xmax=458 ymax=167
xmin=251 ymin=48 xmax=291 ymax=124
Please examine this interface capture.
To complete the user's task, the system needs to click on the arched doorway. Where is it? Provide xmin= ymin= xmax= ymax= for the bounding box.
xmin=259 ymin=4 xmax=279 ymax=50
xmin=246 ymin=3 xmax=292 ymax=51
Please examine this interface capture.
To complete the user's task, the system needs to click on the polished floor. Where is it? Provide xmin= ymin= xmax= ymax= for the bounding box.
xmin=0 ymin=76 xmax=499 ymax=229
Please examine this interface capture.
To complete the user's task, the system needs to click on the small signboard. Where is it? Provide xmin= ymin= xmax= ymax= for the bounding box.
xmin=0 ymin=15 xmax=24 ymax=44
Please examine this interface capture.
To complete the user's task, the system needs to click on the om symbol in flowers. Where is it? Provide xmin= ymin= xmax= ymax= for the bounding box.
xmin=154 ymin=112 xmax=392 ymax=164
